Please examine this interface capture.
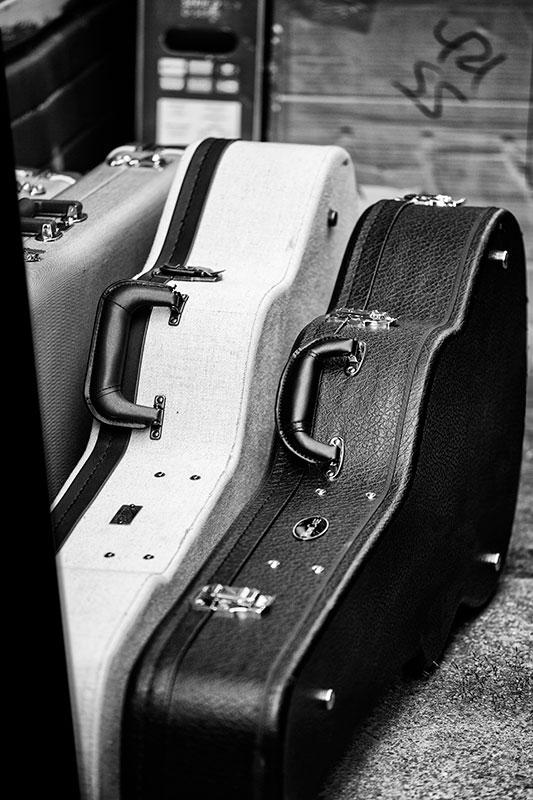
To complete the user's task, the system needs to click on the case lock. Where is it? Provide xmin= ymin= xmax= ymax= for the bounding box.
xmin=329 ymin=308 xmax=397 ymax=334
xmin=156 ymin=264 xmax=224 ymax=282
xmin=192 ymin=584 xmax=275 ymax=617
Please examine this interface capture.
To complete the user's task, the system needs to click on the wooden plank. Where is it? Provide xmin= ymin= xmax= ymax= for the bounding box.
xmin=275 ymin=0 xmax=533 ymax=102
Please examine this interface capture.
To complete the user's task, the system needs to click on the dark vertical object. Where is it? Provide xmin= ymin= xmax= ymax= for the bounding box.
xmin=136 ymin=0 xmax=269 ymax=144
xmin=0 ymin=36 xmax=80 ymax=797
xmin=526 ymin=46 xmax=533 ymax=190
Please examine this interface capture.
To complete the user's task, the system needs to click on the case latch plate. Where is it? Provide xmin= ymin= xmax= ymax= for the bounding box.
xmin=192 ymin=584 xmax=275 ymax=617
xmin=401 ymin=193 xmax=465 ymax=207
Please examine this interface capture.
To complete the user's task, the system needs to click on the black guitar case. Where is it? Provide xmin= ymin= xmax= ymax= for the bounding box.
xmin=122 ymin=196 xmax=527 ymax=800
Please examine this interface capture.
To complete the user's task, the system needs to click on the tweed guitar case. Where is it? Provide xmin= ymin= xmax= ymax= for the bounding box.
xmin=53 ymin=138 xmax=358 ymax=799
xmin=24 ymin=144 xmax=181 ymax=501
xmin=123 ymin=196 xmax=527 ymax=800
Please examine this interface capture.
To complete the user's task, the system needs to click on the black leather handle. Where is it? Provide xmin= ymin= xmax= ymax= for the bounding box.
xmin=276 ymin=337 xmax=360 ymax=467
xmin=85 ymin=281 xmax=185 ymax=428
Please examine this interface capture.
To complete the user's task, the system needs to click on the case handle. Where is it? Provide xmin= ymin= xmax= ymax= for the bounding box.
xmin=85 ymin=281 xmax=187 ymax=429
xmin=275 ymin=337 xmax=364 ymax=478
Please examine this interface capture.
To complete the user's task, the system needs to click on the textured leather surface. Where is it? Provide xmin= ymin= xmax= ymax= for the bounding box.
xmin=26 ymin=153 xmax=180 ymax=500
xmin=123 ymin=202 xmax=527 ymax=800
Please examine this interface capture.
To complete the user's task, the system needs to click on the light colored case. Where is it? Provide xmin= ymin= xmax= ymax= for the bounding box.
xmin=23 ymin=145 xmax=182 ymax=500
xmin=55 ymin=139 xmax=358 ymax=799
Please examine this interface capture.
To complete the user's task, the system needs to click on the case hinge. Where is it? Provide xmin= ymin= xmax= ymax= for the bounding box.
xmin=191 ymin=584 xmax=275 ymax=617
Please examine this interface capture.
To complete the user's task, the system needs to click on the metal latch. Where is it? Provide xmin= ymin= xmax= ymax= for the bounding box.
xmin=16 ymin=168 xmax=77 ymax=198
xmin=106 ymin=145 xmax=183 ymax=170
xmin=329 ymin=308 xmax=397 ymax=334
xmin=401 ymin=193 xmax=465 ymax=207
xmin=156 ymin=263 xmax=224 ymax=282
xmin=192 ymin=584 xmax=275 ymax=617
xmin=19 ymin=197 xmax=87 ymax=242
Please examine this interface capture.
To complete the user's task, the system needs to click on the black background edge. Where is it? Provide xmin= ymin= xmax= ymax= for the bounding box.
xmin=0 ymin=33 xmax=81 ymax=799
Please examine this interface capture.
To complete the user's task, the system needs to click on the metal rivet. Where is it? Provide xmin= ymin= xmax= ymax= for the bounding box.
xmin=315 ymin=488 xmax=327 ymax=497
xmin=311 ymin=564 xmax=325 ymax=574
xmin=316 ymin=688 xmax=336 ymax=711
xmin=190 ymin=475 xmax=201 ymax=480
xmin=267 ymin=560 xmax=280 ymax=570
xmin=104 ymin=552 xmax=115 ymax=558
xmin=154 ymin=471 xmax=165 ymax=477
xmin=143 ymin=554 xmax=155 ymax=560
xmin=488 ymin=249 xmax=508 ymax=268
xmin=478 ymin=552 xmax=502 ymax=570
xmin=156 ymin=395 xmax=165 ymax=404
xmin=345 ymin=366 xmax=357 ymax=377
xmin=327 ymin=209 xmax=338 ymax=227
xmin=365 ymin=492 xmax=376 ymax=500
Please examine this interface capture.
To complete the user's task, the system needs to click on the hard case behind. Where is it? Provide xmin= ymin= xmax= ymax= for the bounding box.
xmin=53 ymin=138 xmax=358 ymax=799
xmin=123 ymin=197 xmax=527 ymax=800
xmin=24 ymin=144 xmax=181 ymax=501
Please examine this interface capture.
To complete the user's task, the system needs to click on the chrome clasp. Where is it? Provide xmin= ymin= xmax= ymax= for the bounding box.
xmin=330 ymin=308 xmax=397 ymax=334
xmin=192 ymin=584 xmax=275 ymax=617
xmin=400 ymin=193 xmax=465 ymax=207
xmin=106 ymin=144 xmax=183 ymax=170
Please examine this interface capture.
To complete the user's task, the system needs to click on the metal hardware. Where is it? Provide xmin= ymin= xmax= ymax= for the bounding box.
xmin=478 ymin=552 xmax=502 ymax=571
xmin=23 ymin=247 xmax=45 ymax=263
xmin=157 ymin=263 xmax=224 ymax=282
xmin=106 ymin=145 xmax=183 ymax=169
xmin=267 ymin=560 xmax=280 ymax=570
xmin=143 ymin=554 xmax=154 ymax=560
xmin=109 ymin=504 xmax=142 ymax=525
xmin=16 ymin=168 xmax=77 ymax=198
xmin=154 ymin=471 xmax=165 ymax=477
xmin=344 ymin=340 xmax=367 ymax=376
xmin=330 ymin=308 xmax=397 ymax=335
xmin=168 ymin=291 xmax=189 ymax=326
xmin=488 ymin=249 xmax=508 ymax=269
xmin=315 ymin=488 xmax=327 ymax=497
xmin=18 ymin=181 xmax=45 ymax=196
xmin=327 ymin=209 xmax=338 ymax=227
xmin=19 ymin=197 xmax=87 ymax=241
xmin=316 ymin=688 xmax=336 ymax=711
xmin=150 ymin=395 xmax=166 ymax=440
xmin=107 ymin=151 xmax=167 ymax=170
xmin=190 ymin=475 xmax=201 ymax=481
xmin=311 ymin=564 xmax=325 ymax=575
xmin=104 ymin=552 xmax=115 ymax=558
xmin=192 ymin=584 xmax=275 ymax=616
xmin=21 ymin=219 xmax=63 ymax=242
xmin=365 ymin=492 xmax=376 ymax=501
xmin=325 ymin=436 xmax=345 ymax=482
xmin=293 ymin=516 xmax=330 ymax=541
xmin=401 ymin=193 xmax=466 ymax=207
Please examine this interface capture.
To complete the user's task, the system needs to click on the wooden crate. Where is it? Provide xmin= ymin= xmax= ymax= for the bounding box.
xmin=269 ymin=0 xmax=533 ymax=359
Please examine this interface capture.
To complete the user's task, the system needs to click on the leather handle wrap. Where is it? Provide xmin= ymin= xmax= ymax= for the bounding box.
xmin=85 ymin=281 xmax=183 ymax=428
xmin=275 ymin=337 xmax=358 ymax=465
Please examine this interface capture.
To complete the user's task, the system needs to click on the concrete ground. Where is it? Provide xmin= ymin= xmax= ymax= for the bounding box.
xmin=324 ymin=381 xmax=532 ymax=800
